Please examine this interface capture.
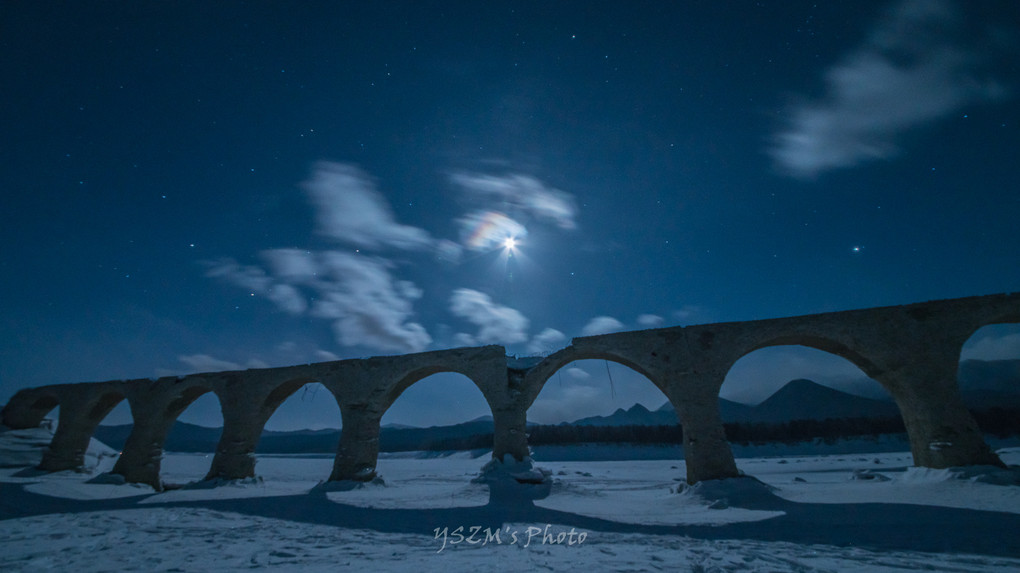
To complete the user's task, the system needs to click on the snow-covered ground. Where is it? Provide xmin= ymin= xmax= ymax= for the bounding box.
xmin=2 ymin=426 xmax=1020 ymax=572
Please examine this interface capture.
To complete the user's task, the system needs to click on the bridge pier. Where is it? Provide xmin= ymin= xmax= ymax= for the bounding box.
xmin=879 ymin=361 xmax=1004 ymax=469
xmin=330 ymin=404 xmax=383 ymax=481
xmin=110 ymin=382 xmax=212 ymax=490
xmin=39 ymin=387 xmax=123 ymax=472
xmin=206 ymin=404 xmax=266 ymax=481
xmin=667 ymin=382 xmax=740 ymax=483
xmin=111 ymin=418 xmax=172 ymax=489
xmin=491 ymin=404 xmax=530 ymax=462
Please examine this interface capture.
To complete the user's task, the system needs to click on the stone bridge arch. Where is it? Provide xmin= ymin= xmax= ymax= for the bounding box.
xmin=955 ymin=305 xmax=1020 ymax=365
xmin=4 ymin=292 xmax=1018 ymax=491
xmin=521 ymin=330 xmax=743 ymax=484
xmin=321 ymin=345 xmax=514 ymax=481
xmin=2 ymin=386 xmax=62 ymax=430
xmin=205 ymin=366 xmax=340 ymax=482
xmin=41 ymin=385 xmax=126 ymax=472
xmin=111 ymin=376 xmax=221 ymax=489
xmin=521 ymin=345 xmax=667 ymax=410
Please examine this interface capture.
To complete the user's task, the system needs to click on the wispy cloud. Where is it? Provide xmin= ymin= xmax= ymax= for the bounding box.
xmin=303 ymin=161 xmax=434 ymax=250
xmin=177 ymin=354 xmax=268 ymax=373
xmin=451 ymin=172 xmax=578 ymax=230
xmin=771 ymin=0 xmax=1008 ymax=178
xmin=207 ymin=249 xmax=431 ymax=354
xmin=565 ymin=367 xmax=590 ymax=380
xmin=636 ymin=314 xmax=664 ymax=328
xmin=581 ymin=315 xmax=624 ymax=337
xmin=962 ymin=332 xmax=1020 ymax=361
xmin=204 ymin=258 xmax=308 ymax=315
xmin=673 ymin=305 xmax=710 ymax=325
xmin=449 ymin=288 xmax=530 ymax=345
xmin=526 ymin=327 xmax=567 ymax=355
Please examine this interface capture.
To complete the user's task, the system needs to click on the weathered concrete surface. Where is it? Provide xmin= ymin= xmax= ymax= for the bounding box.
xmin=3 ymin=292 xmax=1018 ymax=488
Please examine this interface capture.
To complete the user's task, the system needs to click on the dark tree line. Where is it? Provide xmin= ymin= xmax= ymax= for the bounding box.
xmin=378 ymin=407 xmax=1020 ymax=453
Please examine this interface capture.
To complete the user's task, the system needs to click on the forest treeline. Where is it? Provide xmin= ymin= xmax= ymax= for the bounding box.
xmin=384 ymin=407 xmax=1020 ymax=453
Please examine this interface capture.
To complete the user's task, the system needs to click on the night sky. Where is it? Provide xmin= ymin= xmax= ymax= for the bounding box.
xmin=2 ymin=1 xmax=1019 ymax=431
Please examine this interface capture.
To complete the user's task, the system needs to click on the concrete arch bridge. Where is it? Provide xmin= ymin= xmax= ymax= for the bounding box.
xmin=3 ymin=292 xmax=1018 ymax=490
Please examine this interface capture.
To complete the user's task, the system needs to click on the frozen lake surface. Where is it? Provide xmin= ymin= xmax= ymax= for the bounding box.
xmin=2 ymin=427 xmax=1020 ymax=572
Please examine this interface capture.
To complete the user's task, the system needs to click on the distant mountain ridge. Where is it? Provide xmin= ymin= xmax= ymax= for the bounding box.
xmin=573 ymin=379 xmax=899 ymax=426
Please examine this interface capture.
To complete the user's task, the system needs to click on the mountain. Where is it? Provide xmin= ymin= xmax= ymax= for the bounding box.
xmin=748 ymin=379 xmax=900 ymax=424
xmin=573 ymin=403 xmax=676 ymax=427
xmin=572 ymin=398 xmax=759 ymax=427
xmin=959 ymin=359 xmax=1020 ymax=392
xmin=572 ymin=380 xmax=899 ymax=427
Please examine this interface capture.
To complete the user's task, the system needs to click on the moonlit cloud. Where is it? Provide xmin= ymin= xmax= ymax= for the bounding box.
xmin=452 ymin=332 xmax=478 ymax=347
xmin=526 ymin=327 xmax=567 ymax=355
xmin=527 ymin=384 xmax=603 ymax=425
xmin=451 ymin=172 xmax=579 ymax=230
xmin=204 ymin=258 xmax=272 ymax=291
xmin=636 ymin=314 xmax=664 ymax=328
xmin=962 ymin=333 xmax=1020 ymax=361
xmin=205 ymin=258 xmax=308 ymax=316
xmin=565 ymin=367 xmax=591 ymax=380
xmin=314 ymin=349 xmax=340 ymax=362
xmin=208 ymin=250 xmax=431 ymax=354
xmin=303 ymin=161 xmax=434 ymax=250
xmin=673 ymin=305 xmax=709 ymax=325
xmin=581 ymin=316 xmax=624 ymax=337
xmin=449 ymin=288 xmax=530 ymax=345
xmin=771 ymin=0 xmax=1008 ymax=178
xmin=308 ymin=252 xmax=431 ymax=353
xmin=179 ymin=354 xmax=243 ymax=372
xmin=458 ymin=211 xmax=528 ymax=251
xmin=265 ymin=284 xmax=307 ymax=315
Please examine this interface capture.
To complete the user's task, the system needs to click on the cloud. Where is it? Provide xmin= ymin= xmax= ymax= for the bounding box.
xmin=179 ymin=354 xmax=243 ymax=372
xmin=449 ymin=288 xmax=530 ymax=345
xmin=314 ymin=349 xmax=340 ymax=362
xmin=526 ymin=384 xmax=603 ymax=425
xmin=458 ymin=211 xmax=528 ymax=251
xmin=452 ymin=332 xmax=478 ymax=347
xmin=771 ymin=0 xmax=1008 ymax=178
xmin=673 ymin=305 xmax=709 ymax=325
xmin=178 ymin=354 xmax=265 ymax=373
xmin=962 ymin=333 xmax=1020 ymax=361
xmin=204 ymin=258 xmax=272 ymax=291
xmin=308 ymin=251 xmax=431 ymax=353
xmin=527 ymin=327 xmax=567 ymax=355
xmin=565 ymin=367 xmax=591 ymax=380
xmin=302 ymin=161 xmax=434 ymax=250
xmin=205 ymin=258 xmax=307 ymax=316
xmin=451 ymin=172 xmax=578 ymax=230
xmin=636 ymin=314 xmax=664 ymax=328
xmin=265 ymin=284 xmax=307 ymax=315
xmin=581 ymin=316 xmax=624 ymax=337
xmin=209 ymin=250 xmax=431 ymax=354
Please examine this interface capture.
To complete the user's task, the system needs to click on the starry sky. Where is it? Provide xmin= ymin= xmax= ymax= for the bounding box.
xmin=2 ymin=1 xmax=1019 ymax=431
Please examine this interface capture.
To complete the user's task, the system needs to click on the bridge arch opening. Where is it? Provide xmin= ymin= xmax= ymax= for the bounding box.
xmin=366 ymin=371 xmax=492 ymax=502
xmin=159 ymin=388 xmax=224 ymax=487
xmin=254 ymin=380 xmax=342 ymax=481
xmin=959 ymin=323 xmax=1020 ymax=441
xmin=720 ymin=345 xmax=901 ymax=460
xmin=527 ymin=359 xmax=681 ymax=459
xmin=36 ymin=398 xmax=60 ymax=430
xmin=381 ymin=371 xmax=493 ymax=447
